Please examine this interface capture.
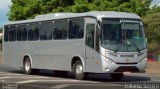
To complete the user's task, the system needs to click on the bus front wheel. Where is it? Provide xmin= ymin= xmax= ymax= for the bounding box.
xmin=24 ymin=58 xmax=39 ymax=75
xmin=72 ymin=60 xmax=87 ymax=80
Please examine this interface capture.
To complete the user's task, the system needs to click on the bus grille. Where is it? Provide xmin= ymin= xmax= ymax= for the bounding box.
xmin=120 ymin=55 xmax=134 ymax=57
xmin=114 ymin=66 xmax=139 ymax=72
xmin=116 ymin=63 xmax=138 ymax=65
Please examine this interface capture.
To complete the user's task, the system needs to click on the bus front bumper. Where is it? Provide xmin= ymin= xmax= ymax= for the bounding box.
xmin=101 ymin=56 xmax=147 ymax=73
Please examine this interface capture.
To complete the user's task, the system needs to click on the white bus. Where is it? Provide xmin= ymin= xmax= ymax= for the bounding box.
xmin=3 ymin=11 xmax=147 ymax=80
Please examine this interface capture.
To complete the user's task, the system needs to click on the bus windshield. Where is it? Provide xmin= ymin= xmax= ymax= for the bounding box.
xmin=101 ymin=19 xmax=146 ymax=52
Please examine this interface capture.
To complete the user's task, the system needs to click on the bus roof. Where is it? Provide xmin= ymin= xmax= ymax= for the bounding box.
xmin=5 ymin=11 xmax=141 ymax=25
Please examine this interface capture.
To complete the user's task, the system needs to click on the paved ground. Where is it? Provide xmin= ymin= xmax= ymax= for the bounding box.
xmin=0 ymin=64 xmax=160 ymax=89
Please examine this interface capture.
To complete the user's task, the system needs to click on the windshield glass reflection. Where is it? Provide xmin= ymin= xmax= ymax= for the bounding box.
xmin=101 ymin=19 xmax=146 ymax=52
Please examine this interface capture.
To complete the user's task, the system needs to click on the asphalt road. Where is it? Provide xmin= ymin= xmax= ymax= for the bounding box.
xmin=0 ymin=64 xmax=160 ymax=89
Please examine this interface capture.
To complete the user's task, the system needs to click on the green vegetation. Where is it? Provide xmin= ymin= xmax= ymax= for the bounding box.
xmin=143 ymin=6 xmax=160 ymax=54
xmin=8 ymin=0 xmax=160 ymax=54
xmin=9 ymin=0 xmax=151 ymax=20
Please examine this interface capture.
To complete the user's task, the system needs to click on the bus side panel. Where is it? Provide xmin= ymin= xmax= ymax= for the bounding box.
xmin=52 ymin=40 xmax=85 ymax=71
xmin=26 ymin=39 xmax=85 ymax=71
xmin=3 ymin=37 xmax=86 ymax=72
xmin=3 ymin=42 xmax=23 ymax=68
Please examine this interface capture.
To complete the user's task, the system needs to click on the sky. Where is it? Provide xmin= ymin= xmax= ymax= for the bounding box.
xmin=0 ymin=0 xmax=12 ymax=27
xmin=0 ymin=0 xmax=160 ymax=27
xmin=151 ymin=0 xmax=160 ymax=6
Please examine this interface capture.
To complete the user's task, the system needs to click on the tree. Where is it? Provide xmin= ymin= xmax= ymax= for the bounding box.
xmin=143 ymin=5 xmax=160 ymax=54
xmin=8 ymin=0 xmax=152 ymax=21
xmin=9 ymin=0 xmax=41 ymax=20
xmin=143 ymin=6 xmax=160 ymax=53
xmin=147 ymin=5 xmax=160 ymax=14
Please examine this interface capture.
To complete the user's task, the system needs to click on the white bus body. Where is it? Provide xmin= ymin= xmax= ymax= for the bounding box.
xmin=3 ymin=11 xmax=147 ymax=80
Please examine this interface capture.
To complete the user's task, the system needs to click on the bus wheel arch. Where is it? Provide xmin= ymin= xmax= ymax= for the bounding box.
xmin=71 ymin=56 xmax=87 ymax=80
xmin=23 ymin=55 xmax=39 ymax=75
xmin=71 ymin=56 xmax=85 ymax=71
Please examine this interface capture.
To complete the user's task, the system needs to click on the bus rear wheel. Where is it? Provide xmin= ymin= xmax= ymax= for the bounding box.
xmin=24 ymin=57 xmax=39 ymax=75
xmin=72 ymin=60 xmax=87 ymax=80
xmin=111 ymin=73 xmax=124 ymax=80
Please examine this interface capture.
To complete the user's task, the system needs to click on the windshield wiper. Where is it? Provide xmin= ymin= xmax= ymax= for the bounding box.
xmin=129 ymin=39 xmax=141 ymax=53
xmin=114 ymin=47 xmax=118 ymax=53
xmin=114 ymin=42 xmax=122 ymax=53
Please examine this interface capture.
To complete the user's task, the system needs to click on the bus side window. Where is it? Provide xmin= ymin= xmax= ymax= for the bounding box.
xmin=17 ymin=25 xmax=22 ymax=41
xmin=28 ymin=23 xmax=40 ymax=41
xmin=17 ymin=25 xmax=27 ymax=41
xmin=40 ymin=22 xmax=53 ymax=40
xmin=68 ymin=19 xmax=84 ymax=39
xmin=53 ymin=20 xmax=67 ymax=40
xmin=4 ymin=26 xmax=9 ymax=42
xmin=28 ymin=28 xmax=32 ymax=40
xmin=9 ymin=26 xmax=16 ymax=41
xmin=86 ymin=24 xmax=95 ymax=49
xmin=22 ymin=25 xmax=28 ymax=41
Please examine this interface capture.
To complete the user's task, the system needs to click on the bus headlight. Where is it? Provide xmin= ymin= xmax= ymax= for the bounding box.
xmin=140 ymin=57 xmax=147 ymax=63
xmin=144 ymin=57 xmax=147 ymax=61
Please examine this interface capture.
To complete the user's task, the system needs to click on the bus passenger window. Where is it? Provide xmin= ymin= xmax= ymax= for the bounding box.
xmin=28 ymin=23 xmax=40 ymax=41
xmin=53 ymin=21 xmax=67 ymax=40
xmin=17 ymin=26 xmax=22 ymax=41
xmin=17 ymin=25 xmax=27 ymax=41
xmin=68 ymin=19 xmax=84 ymax=39
xmin=9 ymin=26 xmax=16 ymax=41
xmin=21 ymin=25 xmax=27 ymax=41
xmin=40 ymin=22 xmax=53 ymax=40
xmin=4 ymin=26 xmax=9 ymax=42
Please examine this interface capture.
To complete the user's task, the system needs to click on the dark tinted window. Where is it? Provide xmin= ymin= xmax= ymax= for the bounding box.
xmin=17 ymin=25 xmax=27 ymax=41
xmin=16 ymin=26 xmax=21 ymax=41
xmin=53 ymin=20 xmax=67 ymax=40
xmin=9 ymin=26 xmax=16 ymax=41
xmin=28 ymin=23 xmax=40 ymax=41
xmin=68 ymin=19 xmax=84 ymax=39
xmin=4 ymin=26 xmax=9 ymax=42
xmin=86 ymin=24 xmax=95 ymax=49
xmin=40 ymin=22 xmax=53 ymax=40
xmin=21 ymin=25 xmax=28 ymax=41
xmin=96 ymin=25 xmax=100 ymax=52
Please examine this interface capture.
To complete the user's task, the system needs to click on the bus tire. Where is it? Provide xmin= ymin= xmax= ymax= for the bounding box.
xmin=111 ymin=73 xmax=124 ymax=80
xmin=72 ymin=60 xmax=87 ymax=80
xmin=24 ymin=57 xmax=39 ymax=75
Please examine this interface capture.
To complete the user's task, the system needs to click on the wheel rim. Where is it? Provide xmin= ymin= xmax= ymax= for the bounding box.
xmin=25 ymin=61 xmax=30 ymax=72
xmin=76 ymin=64 xmax=83 ymax=75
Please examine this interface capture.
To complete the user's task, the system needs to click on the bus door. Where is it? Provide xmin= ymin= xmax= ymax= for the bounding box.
xmin=85 ymin=23 xmax=96 ymax=72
